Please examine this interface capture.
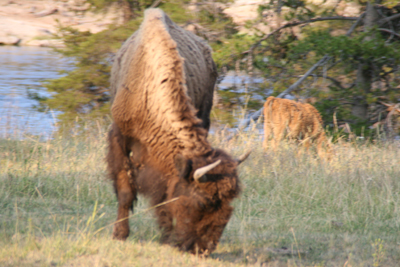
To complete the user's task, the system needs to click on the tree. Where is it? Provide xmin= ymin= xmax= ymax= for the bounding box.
xmin=237 ymin=0 xmax=400 ymax=136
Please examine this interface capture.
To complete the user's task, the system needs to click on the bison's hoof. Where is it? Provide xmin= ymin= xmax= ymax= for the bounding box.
xmin=112 ymin=225 xmax=129 ymax=241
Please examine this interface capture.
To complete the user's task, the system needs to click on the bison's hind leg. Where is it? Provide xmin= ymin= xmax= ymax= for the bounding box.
xmin=263 ymin=121 xmax=272 ymax=151
xmin=272 ymin=121 xmax=287 ymax=150
xmin=107 ymin=123 xmax=138 ymax=241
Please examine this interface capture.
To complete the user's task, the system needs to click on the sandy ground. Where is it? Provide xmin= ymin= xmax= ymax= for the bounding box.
xmin=0 ymin=0 xmax=360 ymax=47
xmin=0 ymin=0 xmax=122 ymax=46
xmin=0 ymin=0 xmax=264 ymax=47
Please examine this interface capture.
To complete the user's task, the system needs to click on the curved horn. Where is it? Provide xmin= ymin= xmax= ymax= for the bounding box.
xmin=237 ymin=150 xmax=251 ymax=165
xmin=193 ymin=160 xmax=221 ymax=182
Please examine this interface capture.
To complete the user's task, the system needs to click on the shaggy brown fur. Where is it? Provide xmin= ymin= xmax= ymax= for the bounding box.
xmin=106 ymin=8 xmax=245 ymax=254
xmin=263 ymin=96 xmax=329 ymax=155
xmin=134 ymin=148 xmax=240 ymax=254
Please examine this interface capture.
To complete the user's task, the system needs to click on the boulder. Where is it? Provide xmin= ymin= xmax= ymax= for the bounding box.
xmin=0 ymin=36 xmax=21 ymax=45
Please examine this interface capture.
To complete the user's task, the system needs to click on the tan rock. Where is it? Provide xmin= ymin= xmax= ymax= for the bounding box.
xmin=22 ymin=38 xmax=64 ymax=47
xmin=0 ymin=36 xmax=20 ymax=45
xmin=0 ymin=0 xmax=122 ymax=46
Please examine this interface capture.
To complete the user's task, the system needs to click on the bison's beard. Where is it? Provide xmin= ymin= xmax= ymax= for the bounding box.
xmin=136 ymin=166 xmax=234 ymax=255
xmin=155 ymin=195 xmax=233 ymax=254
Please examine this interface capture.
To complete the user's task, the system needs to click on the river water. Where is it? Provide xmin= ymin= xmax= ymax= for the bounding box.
xmin=0 ymin=46 xmax=267 ymax=139
xmin=0 ymin=46 xmax=71 ymax=139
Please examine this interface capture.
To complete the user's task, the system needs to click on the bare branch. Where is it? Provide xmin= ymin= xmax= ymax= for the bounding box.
xmin=277 ymin=55 xmax=331 ymax=99
xmin=309 ymin=74 xmax=356 ymax=91
xmin=237 ymin=55 xmax=330 ymax=130
xmin=237 ymin=108 xmax=264 ymax=131
xmin=376 ymin=7 xmax=397 ymax=42
xmin=378 ymin=28 xmax=400 ymax=39
xmin=150 ymin=0 xmax=162 ymax=8
xmin=235 ymin=13 xmax=367 ymax=131
xmin=346 ymin=12 xmax=365 ymax=36
xmin=249 ymin=16 xmax=359 ymax=54
xmin=309 ymin=74 xmax=345 ymax=90
xmin=378 ymin=13 xmax=400 ymax=26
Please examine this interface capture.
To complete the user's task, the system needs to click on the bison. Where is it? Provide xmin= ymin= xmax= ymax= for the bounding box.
xmin=106 ymin=8 xmax=249 ymax=254
xmin=263 ymin=96 xmax=329 ymax=156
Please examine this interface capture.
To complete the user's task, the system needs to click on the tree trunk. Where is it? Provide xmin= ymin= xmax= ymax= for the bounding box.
xmin=119 ymin=0 xmax=135 ymax=23
xmin=353 ymin=64 xmax=371 ymax=120
xmin=352 ymin=1 xmax=381 ymax=120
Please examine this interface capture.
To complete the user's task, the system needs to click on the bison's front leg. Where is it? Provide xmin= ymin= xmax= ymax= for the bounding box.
xmin=113 ymin=170 xmax=136 ymax=240
xmin=106 ymin=123 xmax=137 ymax=240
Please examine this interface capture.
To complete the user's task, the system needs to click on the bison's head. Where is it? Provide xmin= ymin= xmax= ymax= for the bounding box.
xmin=164 ymin=149 xmax=250 ymax=254
xmin=174 ymin=149 xmax=250 ymax=200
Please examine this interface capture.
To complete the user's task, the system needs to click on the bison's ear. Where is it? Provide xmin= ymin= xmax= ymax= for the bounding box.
xmin=174 ymin=154 xmax=192 ymax=181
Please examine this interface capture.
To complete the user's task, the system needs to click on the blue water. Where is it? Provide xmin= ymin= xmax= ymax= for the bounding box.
xmin=0 ymin=46 xmax=266 ymax=139
xmin=0 ymin=46 xmax=72 ymax=139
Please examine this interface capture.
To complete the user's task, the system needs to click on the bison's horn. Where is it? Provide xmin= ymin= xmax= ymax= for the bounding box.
xmin=193 ymin=160 xmax=221 ymax=182
xmin=237 ymin=150 xmax=251 ymax=165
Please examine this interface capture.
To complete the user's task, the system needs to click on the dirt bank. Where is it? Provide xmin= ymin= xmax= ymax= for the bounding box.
xmin=0 ymin=0 xmax=262 ymax=47
xmin=0 ymin=0 xmax=360 ymax=47
xmin=0 ymin=0 xmax=121 ymax=46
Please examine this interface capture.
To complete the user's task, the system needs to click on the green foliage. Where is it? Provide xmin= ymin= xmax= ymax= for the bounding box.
xmin=290 ymin=29 xmax=400 ymax=67
xmin=87 ymin=0 xmax=153 ymax=10
xmin=287 ymin=28 xmax=400 ymax=132
xmin=42 ymin=21 xmax=141 ymax=123
xmin=372 ymin=238 xmax=386 ymax=267
xmin=87 ymin=0 xmax=120 ymax=9
xmin=382 ymin=0 xmax=400 ymax=8
xmin=258 ymin=0 xmax=316 ymax=21
xmin=212 ymin=34 xmax=256 ymax=69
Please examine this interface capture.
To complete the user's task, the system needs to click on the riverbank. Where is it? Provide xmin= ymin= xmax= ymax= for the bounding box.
xmin=0 ymin=0 xmax=361 ymax=47
xmin=0 ymin=46 xmax=69 ymax=138
xmin=0 ymin=0 xmax=122 ymax=47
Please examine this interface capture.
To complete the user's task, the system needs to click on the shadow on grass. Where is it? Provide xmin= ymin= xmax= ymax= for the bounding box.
xmin=211 ymin=246 xmax=311 ymax=266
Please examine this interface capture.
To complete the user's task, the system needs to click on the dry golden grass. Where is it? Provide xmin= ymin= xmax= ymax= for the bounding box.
xmin=1 ymin=120 xmax=400 ymax=266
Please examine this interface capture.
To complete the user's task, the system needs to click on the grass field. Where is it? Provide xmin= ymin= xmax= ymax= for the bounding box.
xmin=1 ymin=122 xmax=400 ymax=266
